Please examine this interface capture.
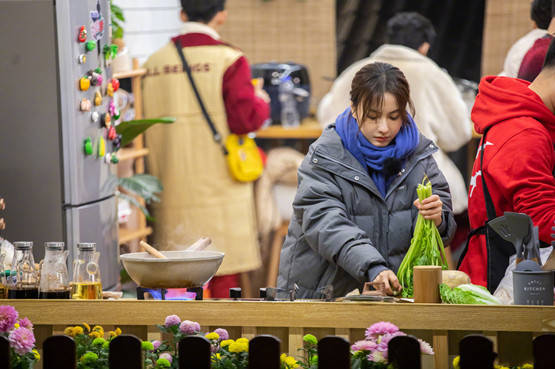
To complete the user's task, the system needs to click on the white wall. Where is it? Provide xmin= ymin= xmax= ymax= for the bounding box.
xmin=114 ymin=0 xmax=182 ymax=64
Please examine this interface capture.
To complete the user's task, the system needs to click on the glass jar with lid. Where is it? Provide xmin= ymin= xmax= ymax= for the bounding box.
xmin=7 ymin=241 xmax=39 ymax=299
xmin=70 ymin=242 xmax=102 ymax=299
xmin=39 ymin=242 xmax=70 ymax=299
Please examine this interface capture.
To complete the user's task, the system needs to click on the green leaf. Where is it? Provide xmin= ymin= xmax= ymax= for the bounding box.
xmin=118 ymin=174 xmax=163 ymax=203
xmin=116 ymin=117 xmax=175 ymax=147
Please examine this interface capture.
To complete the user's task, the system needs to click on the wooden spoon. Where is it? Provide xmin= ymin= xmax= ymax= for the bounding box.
xmin=139 ymin=240 xmax=167 ymax=259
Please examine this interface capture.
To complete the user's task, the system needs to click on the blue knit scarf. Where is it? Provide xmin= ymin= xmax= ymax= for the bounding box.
xmin=335 ymin=108 xmax=419 ymax=197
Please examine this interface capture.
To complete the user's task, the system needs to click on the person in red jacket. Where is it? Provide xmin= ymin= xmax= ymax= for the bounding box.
xmin=459 ymin=38 xmax=555 ymax=290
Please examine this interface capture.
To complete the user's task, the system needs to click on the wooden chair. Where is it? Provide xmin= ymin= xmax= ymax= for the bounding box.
xmin=533 ymin=333 xmax=555 ymax=369
xmin=43 ymin=335 xmax=76 ymax=369
xmin=249 ymin=335 xmax=281 ymax=369
xmin=318 ymin=336 xmax=350 ymax=369
xmin=109 ymin=334 xmax=142 ymax=369
xmin=266 ymin=220 xmax=289 ymax=287
xmin=388 ymin=335 xmax=421 ymax=369
xmin=178 ymin=336 xmax=211 ymax=369
xmin=459 ymin=334 xmax=496 ymax=369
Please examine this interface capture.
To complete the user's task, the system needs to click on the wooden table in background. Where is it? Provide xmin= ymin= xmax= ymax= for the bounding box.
xmin=5 ymin=300 xmax=554 ymax=369
xmin=255 ymin=118 xmax=323 ymax=140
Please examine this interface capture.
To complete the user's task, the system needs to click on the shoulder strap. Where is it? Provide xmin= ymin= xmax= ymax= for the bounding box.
xmin=173 ymin=39 xmax=228 ymax=155
xmin=480 ymin=127 xmax=497 ymax=221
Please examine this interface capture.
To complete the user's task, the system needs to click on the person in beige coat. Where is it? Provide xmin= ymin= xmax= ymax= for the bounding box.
xmin=318 ymin=12 xmax=471 ymax=216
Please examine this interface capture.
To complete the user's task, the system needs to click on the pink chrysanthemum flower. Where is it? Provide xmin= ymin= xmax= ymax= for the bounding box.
xmin=164 ymin=315 xmax=181 ymax=327
xmin=214 ymin=328 xmax=229 ymax=340
xmin=159 ymin=352 xmax=173 ymax=363
xmin=8 ymin=327 xmax=35 ymax=355
xmin=18 ymin=317 xmax=33 ymax=330
xmin=379 ymin=331 xmax=406 ymax=346
xmin=351 ymin=340 xmax=378 ymax=352
xmin=152 ymin=340 xmax=161 ymax=350
xmin=418 ymin=338 xmax=434 ymax=355
xmin=367 ymin=351 xmax=386 ymax=363
xmin=0 ymin=305 xmax=18 ymax=333
xmin=179 ymin=320 xmax=200 ymax=335
xmin=365 ymin=321 xmax=399 ymax=339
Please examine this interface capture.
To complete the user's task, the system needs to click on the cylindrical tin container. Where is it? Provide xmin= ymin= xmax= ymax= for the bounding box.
xmin=513 ymin=270 xmax=554 ymax=305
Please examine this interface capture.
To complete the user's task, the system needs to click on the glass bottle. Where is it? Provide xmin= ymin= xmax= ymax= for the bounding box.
xmin=70 ymin=242 xmax=102 ymax=299
xmin=39 ymin=242 xmax=70 ymax=299
xmin=7 ymin=241 xmax=39 ymax=299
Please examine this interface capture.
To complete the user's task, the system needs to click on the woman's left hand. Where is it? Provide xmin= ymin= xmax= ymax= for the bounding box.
xmin=413 ymin=194 xmax=443 ymax=227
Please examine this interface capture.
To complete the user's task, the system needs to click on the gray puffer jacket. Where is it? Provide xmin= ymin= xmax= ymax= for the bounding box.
xmin=277 ymin=125 xmax=456 ymax=298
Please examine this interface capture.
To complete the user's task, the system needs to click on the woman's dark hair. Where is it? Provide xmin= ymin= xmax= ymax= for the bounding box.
xmin=350 ymin=62 xmax=415 ymax=124
xmin=530 ymin=0 xmax=552 ymax=30
xmin=542 ymin=37 xmax=555 ymax=70
xmin=386 ymin=12 xmax=436 ymax=51
xmin=181 ymin=0 xmax=226 ymax=23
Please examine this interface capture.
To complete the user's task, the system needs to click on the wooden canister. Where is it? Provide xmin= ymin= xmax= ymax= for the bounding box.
xmin=413 ymin=266 xmax=443 ymax=303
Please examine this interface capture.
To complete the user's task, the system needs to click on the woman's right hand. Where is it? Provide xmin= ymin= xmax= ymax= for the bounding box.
xmin=373 ymin=269 xmax=402 ymax=296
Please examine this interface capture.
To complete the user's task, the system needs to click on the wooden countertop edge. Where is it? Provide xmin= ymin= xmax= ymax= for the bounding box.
xmin=4 ymin=300 xmax=554 ymax=332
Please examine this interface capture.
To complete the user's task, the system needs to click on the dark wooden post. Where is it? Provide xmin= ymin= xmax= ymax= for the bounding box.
xmin=0 ymin=336 xmax=9 ymax=369
xmin=178 ymin=335 xmax=211 ymax=369
xmin=459 ymin=334 xmax=496 ymax=369
xmin=109 ymin=334 xmax=142 ymax=369
xmin=388 ymin=335 xmax=421 ymax=369
xmin=249 ymin=335 xmax=280 ymax=369
xmin=318 ymin=336 xmax=350 ymax=369
xmin=43 ymin=335 xmax=76 ymax=369
xmin=533 ymin=333 xmax=555 ymax=369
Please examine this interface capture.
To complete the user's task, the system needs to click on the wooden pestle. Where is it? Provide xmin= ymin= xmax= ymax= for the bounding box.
xmin=139 ymin=240 xmax=167 ymax=259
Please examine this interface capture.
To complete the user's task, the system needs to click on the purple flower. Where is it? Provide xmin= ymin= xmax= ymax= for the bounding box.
xmin=152 ymin=340 xmax=161 ymax=350
xmin=214 ymin=328 xmax=229 ymax=340
xmin=418 ymin=338 xmax=434 ymax=355
xmin=18 ymin=317 xmax=33 ymax=330
xmin=0 ymin=305 xmax=18 ymax=333
xmin=379 ymin=331 xmax=406 ymax=346
xmin=365 ymin=322 xmax=399 ymax=339
xmin=164 ymin=315 xmax=181 ymax=327
xmin=8 ymin=327 xmax=35 ymax=355
xmin=179 ymin=320 xmax=200 ymax=335
xmin=351 ymin=340 xmax=377 ymax=352
xmin=159 ymin=352 xmax=173 ymax=363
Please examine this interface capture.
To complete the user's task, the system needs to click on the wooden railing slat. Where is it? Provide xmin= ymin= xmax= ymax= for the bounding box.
xmin=43 ymin=335 xmax=76 ymax=369
xmin=388 ymin=335 xmax=421 ymax=369
xmin=249 ymin=335 xmax=280 ymax=369
xmin=178 ymin=336 xmax=211 ymax=369
xmin=459 ymin=334 xmax=496 ymax=369
xmin=318 ymin=336 xmax=350 ymax=369
xmin=533 ymin=333 xmax=555 ymax=369
xmin=109 ymin=334 xmax=142 ymax=369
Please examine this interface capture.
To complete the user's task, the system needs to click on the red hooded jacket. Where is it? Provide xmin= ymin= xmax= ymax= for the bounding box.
xmin=459 ymin=76 xmax=555 ymax=287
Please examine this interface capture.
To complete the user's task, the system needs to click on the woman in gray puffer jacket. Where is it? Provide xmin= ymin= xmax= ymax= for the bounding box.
xmin=277 ymin=62 xmax=456 ymax=299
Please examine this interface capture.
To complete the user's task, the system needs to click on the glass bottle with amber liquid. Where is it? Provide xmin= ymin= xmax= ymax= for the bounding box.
xmin=39 ymin=242 xmax=70 ymax=299
xmin=8 ymin=241 xmax=39 ymax=299
xmin=70 ymin=242 xmax=102 ymax=299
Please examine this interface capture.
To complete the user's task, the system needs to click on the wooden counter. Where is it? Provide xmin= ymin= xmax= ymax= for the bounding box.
xmin=255 ymin=118 xmax=322 ymax=139
xmin=3 ymin=300 xmax=554 ymax=369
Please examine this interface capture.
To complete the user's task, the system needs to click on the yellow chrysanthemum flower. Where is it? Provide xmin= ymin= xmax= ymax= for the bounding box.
xmin=221 ymin=339 xmax=234 ymax=347
xmin=73 ymin=326 xmax=84 ymax=335
xmin=14 ymin=323 xmax=20 ymax=329
xmin=92 ymin=325 xmax=104 ymax=333
xmin=453 ymin=355 xmax=460 ymax=369
xmin=32 ymin=349 xmax=40 ymax=360
xmin=280 ymin=353 xmax=287 ymax=361
xmin=89 ymin=331 xmax=102 ymax=338
xmin=205 ymin=332 xmax=220 ymax=340
xmin=211 ymin=353 xmax=222 ymax=362
xmin=82 ymin=323 xmax=91 ymax=332
xmin=236 ymin=337 xmax=249 ymax=344
xmin=285 ymin=356 xmax=298 ymax=368
xmin=228 ymin=341 xmax=248 ymax=353
xmin=115 ymin=327 xmax=122 ymax=336
xmin=64 ymin=327 xmax=74 ymax=336
xmin=522 ymin=364 xmax=533 ymax=369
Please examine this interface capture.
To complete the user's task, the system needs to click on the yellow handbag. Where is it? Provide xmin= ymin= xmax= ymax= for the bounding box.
xmin=224 ymin=134 xmax=264 ymax=182
xmin=175 ymin=40 xmax=263 ymax=182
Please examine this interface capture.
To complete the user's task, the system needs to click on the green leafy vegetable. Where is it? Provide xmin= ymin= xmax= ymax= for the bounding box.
xmin=440 ymin=283 xmax=501 ymax=305
xmin=397 ymin=177 xmax=448 ymax=297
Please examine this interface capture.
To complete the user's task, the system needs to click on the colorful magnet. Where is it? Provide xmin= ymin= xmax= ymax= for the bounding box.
xmin=91 ymin=111 xmax=99 ymax=123
xmin=111 ymin=78 xmax=120 ymax=92
xmin=78 ymin=54 xmax=87 ymax=64
xmin=98 ymin=137 xmax=106 ymax=157
xmin=79 ymin=77 xmax=91 ymax=91
xmin=89 ymin=72 xmax=103 ymax=86
xmin=107 ymin=125 xmax=117 ymax=140
xmin=85 ymin=40 xmax=96 ymax=52
xmin=106 ymin=82 xmax=114 ymax=97
xmin=110 ymin=153 xmax=119 ymax=164
xmin=103 ymin=44 xmax=118 ymax=60
xmin=77 ymin=26 xmax=87 ymax=43
xmin=113 ymin=109 xmax=120 ymax=120
xmin=94 ymin=90 xmax=102 ymax=106
xmin=108 ymin=99 xmax=116 ymax=116
xmin=80 ymin=98 xmax=92 ymax=112
xmin=102 ymin=113 xmax=111 ymax=128
xmin=104 ymin=153 xmax=111 ymax=164
xmin=94 ymin=67 xmax=102 ymax=74
xmin=112 ymin=134 xmax=122 ymax=150
xmin=84 ymin=137 xmax=93 ymax=156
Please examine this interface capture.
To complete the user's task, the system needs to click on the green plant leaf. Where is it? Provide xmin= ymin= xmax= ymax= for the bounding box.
xmin=116 ymin=117 xmax=175 ymax=147
xmin=118 ymin=174 xmax=163 ymax=203
xmin=112 ymin=27 xmax=123 ymax=39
